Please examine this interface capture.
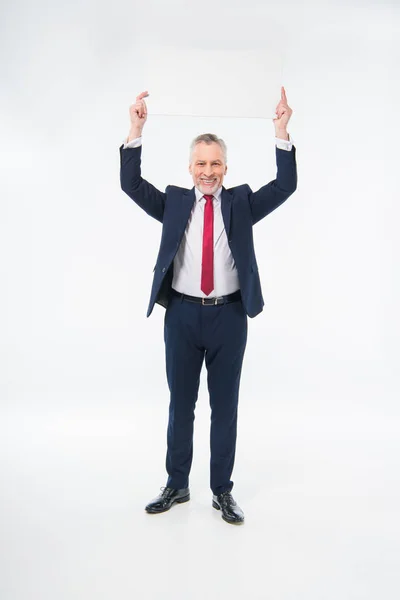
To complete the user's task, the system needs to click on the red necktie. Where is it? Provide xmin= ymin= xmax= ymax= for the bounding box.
xmin=201 ymin=195 xmax=214 ymax=295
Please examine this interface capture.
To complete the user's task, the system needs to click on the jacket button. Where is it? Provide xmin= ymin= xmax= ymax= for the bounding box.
xmin=162 ymin=267 xmax=166 ymax=273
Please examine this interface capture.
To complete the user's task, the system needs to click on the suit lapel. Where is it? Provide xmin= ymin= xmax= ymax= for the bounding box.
xmin=180 ymin=188 xmax=196 ymax=234
xmin=221 ymin=187 xmax=232 ymax=239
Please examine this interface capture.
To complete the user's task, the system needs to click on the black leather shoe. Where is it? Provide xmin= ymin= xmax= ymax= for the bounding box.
xmin=212 ymin=491 xmax=245 ymax=524
xmin=145 ymin=486 xmax=190 ymax=514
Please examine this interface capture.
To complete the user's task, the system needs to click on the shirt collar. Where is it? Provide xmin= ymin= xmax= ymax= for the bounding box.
xmin=194 ymin=186 xmax=222 ymax=202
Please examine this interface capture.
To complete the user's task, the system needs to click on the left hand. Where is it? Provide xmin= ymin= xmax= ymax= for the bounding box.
xmin=273 ymin=86 xmax=293 ymax=131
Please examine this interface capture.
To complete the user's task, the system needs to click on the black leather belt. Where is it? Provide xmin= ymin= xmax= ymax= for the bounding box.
xmin=171 ymin=288 xmax=241 ymax=306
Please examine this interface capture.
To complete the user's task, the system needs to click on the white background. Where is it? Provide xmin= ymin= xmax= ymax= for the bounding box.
xmin=1 ymin=1 xmax=399 ymax=599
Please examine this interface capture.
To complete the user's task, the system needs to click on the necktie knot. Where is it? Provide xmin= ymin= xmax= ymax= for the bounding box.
xmin=203 ymin=195 xmax=213 ymax=203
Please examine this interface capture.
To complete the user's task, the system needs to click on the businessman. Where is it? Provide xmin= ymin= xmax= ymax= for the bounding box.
xmin=119 ymin=88 xmax=297 ymax=524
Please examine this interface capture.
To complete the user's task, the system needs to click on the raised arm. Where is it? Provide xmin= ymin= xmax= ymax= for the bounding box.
xmin=120 ymin=91 xmax=166 ymax=223
xmin=249 ymin=86 xmax=297 ymax=224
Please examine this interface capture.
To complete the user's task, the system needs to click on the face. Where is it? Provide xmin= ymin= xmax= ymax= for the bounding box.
xmin=189 ymin=142 xmax=227 ymax=195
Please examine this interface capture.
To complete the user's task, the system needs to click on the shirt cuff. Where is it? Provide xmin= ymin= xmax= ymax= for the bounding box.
xmin=275 ymin=133 xmax=294 ymax=151
xmin=123 ymin=136 xmax=142 ymax=149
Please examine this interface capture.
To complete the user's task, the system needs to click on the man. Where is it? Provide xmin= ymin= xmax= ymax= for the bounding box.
xmin=119 ymin=88 xmax=297 ymax=524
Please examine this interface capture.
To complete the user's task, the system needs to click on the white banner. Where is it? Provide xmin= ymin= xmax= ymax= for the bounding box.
xmin=134 ymin=43 xmax=283 ymax=119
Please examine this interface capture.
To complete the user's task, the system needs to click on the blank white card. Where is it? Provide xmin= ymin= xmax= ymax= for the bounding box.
xmin=135 ymin=43 xmax=283 ymax=119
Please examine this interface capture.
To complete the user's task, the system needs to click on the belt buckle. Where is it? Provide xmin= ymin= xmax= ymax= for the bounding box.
xmin=202 ymin=296 xmax=223 ymax=305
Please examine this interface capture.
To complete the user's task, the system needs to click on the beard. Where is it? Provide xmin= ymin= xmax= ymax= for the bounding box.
xmin=197 ymin=178 xmax=219 ymax=195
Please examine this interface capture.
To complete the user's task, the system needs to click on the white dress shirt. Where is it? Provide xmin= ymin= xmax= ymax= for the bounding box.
xmin=172 ymin=186 xmax=240 ymax=296
xmin=122 ymin=133 xmax=294 ymax=297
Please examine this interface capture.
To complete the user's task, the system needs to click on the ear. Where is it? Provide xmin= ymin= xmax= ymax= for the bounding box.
xmin=189 ymin=163 xmax=192 ymax=175
xmin=225 ymin=165 xmax=228 ymax=175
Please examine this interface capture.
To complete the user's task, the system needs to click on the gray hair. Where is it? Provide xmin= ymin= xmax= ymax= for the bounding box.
xmin=189 ymin=133 xmax=227 ymax=164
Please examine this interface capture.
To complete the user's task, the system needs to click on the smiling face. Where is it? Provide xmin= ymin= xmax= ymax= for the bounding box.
xmin=189 ymin=142 xmax=227 ymax=196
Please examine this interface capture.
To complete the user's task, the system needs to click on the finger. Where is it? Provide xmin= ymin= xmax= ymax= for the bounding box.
xmin=277 ymin=102 xmax=289 ymax=114
xmin=136 ymin=100 xmax=143 ymax=118
xmin=276 ymin=99 xmax=287 ymax=110
xmin=281 ymin=86 xmax=287 ymax=101
xmin=136 ymin=90 xmax=149 ymax=101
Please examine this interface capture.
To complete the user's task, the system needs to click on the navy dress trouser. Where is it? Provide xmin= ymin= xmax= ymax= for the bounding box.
xmin=164 ymin=292 xmax=248 ymax=496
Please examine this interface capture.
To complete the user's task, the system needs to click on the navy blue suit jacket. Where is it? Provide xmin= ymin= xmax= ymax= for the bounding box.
xmin=119 ymin=143 xmax=297 ymax=318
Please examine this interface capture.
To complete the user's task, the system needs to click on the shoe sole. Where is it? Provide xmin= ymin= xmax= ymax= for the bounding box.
xmin=212 ymin=500 xmax=244 ymax=525
xmin=145 ymin=494 xmax=190 ymax=514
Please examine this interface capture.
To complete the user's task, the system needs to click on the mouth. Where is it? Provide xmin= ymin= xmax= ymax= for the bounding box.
xmin=200 ymin=178 xmax=217 ymax=186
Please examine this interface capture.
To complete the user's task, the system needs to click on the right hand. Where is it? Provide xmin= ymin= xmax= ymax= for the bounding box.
xmin=129 ymin=91 xmax=149 ymax=133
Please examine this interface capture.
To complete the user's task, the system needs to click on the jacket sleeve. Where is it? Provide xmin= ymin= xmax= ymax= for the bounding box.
xmin=119 ymin=144 xmax=166 ymax=223
xmin=248 ymin=145 xmax=298 ymax=225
